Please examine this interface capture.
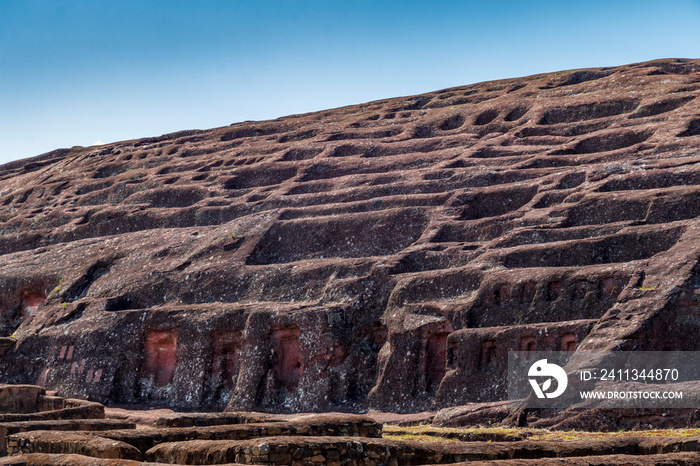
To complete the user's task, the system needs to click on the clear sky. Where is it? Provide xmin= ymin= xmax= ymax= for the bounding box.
xmin=1 ymin=0 xmax=699 ymax=165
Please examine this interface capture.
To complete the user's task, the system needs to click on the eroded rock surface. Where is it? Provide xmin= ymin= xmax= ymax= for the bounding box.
xmin=3 ymin=385 xmax=700 ymax=464
xmin=1 ymin=59 xmax=700 ymax=419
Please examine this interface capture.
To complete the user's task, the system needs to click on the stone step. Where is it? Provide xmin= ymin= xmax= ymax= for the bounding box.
xmin=143 ymin=435 xmax=700 ymax=465
xmin=0 ymin=453 xmax=259 ymax=465
xmin=6 ymin=416 xmax=380 ymax=460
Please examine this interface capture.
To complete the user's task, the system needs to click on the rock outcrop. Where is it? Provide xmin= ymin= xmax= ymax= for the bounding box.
xmin=1 ymin=59 xmax=700 ymax=419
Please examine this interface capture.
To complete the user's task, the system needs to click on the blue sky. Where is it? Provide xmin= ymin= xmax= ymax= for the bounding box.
xmin=1 ymin=1 xmax=699 ymax=165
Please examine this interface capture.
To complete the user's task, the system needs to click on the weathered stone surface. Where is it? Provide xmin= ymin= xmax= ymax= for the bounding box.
xmin=103 ymin=408 xmax=175 ymax=428
xmin=7 ymin=430 xmax=141 ymax=459
xmin=0 ymin=386 xmax=44 ymax=415
xmin=0 ymin=390 xmax=105 ymax=423
xmin=3 ymin=407 xmax=700 ymax=465
xmin=454 ymin=452 xmax=700 ymax=466
xmin=0 ymin=59 xmax=699 ymax=422
xmin=144 ymin=434 xmax=700 ymax=465
xmin=435 ymin=320 xmax=594 ymax=407
xmin=432 ymin=401 xmax=514 ymax=427
xmin=0 ymin=454 xmax=146 ymax=465
xmin=0 ymin=419 xmax=135 ymax=455
xmin=0 ymin=454 xmax=251 ymax=465
xmin=0 ymin=339 xmax=15 ymax=359
xmin=154 ymin=411 xmax=291 ymax=428
xmin=366 ymin=411 xmax=436 ymax=427
xmin=72 ymin=415 xmax=380 ymax=454
xmin=143 ymin=435 xmax=489 ymax=465
xmin=530 ymin=406 xmax=700 ymax=431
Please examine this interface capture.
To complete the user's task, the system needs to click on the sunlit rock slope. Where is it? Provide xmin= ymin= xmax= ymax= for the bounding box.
xmin=1 ymin=59 xmax=700 ymax=415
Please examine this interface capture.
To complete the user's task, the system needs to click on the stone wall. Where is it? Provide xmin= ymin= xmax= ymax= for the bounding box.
xmin=0 ymin=386 xmax=44 ymax=414
xmin=0 ymin=419 xmax=134 ymax=455
xmin=0 ymin=386 xmax=104 ymax=423
xmin=7 ymin=431 xmax=141 ymax=460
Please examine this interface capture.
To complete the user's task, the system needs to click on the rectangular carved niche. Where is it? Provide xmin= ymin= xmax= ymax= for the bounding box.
xmin=520 ymin=336 xmax=537 ymax=352
xmin=601 ymin=277 xmax=623 ymax=299
xmin=143 ymin=330 xmax=177 ymax=387
xmin=546 ymin=281 xmax=562 ymax=302
xmin=425 ymin=333 xmax=448 ymax=393
xmin=213 ymin=331 xmax=240 ymax=391
xmin=561 ymin=333 xmax=577 ymax=351
xmin=270 ymin=325 xmax=301 ymax=392
xmin=21 ymin=293 xmax=46 ymax=318
xmin=479 ymin=340 xmax=497 ymax=369
xmin=521 ymin=282 xmax=537 ymax=304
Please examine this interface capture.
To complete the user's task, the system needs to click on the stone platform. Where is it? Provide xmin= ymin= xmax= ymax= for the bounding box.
xmin=1 ymin=386 xmax=700 ymax=465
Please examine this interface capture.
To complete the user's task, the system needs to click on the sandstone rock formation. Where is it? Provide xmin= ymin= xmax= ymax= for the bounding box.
xmin=1 ymin=58 xmax=700 ymax=419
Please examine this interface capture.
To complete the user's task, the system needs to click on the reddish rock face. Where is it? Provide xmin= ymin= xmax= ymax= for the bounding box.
xmin=21 ymin=293 xmax=46 ymax=318
xmin=211 ymin=331 xmax=240 ymax=392
xmin=143 ymin=330 xmax=177 ymax=387
xmin=0 ymin=59 xmax=699 ymax=420
xmin=425 ymin=332 xmax=448 ymax=393
xmin=270 ymin=326 xmax=302 ymax=393
xmin=437 ymin=320 xmax=595 ymax=405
